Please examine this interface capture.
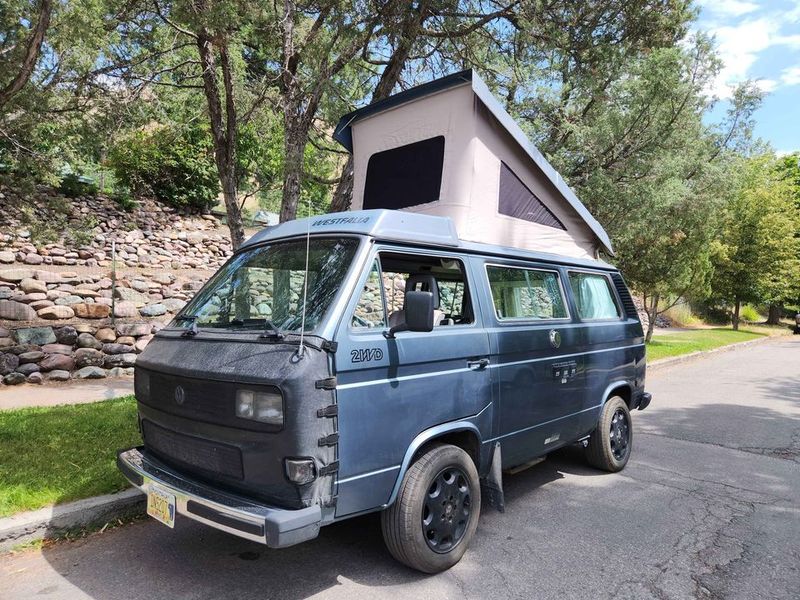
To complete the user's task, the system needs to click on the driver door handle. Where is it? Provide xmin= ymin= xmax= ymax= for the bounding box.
xmin=467 ymin=358 xmax=490 ymax=370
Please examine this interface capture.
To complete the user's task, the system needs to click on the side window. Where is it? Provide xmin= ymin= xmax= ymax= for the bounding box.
xmin=379 ymin=252 xmax=474 ymax=327
xmin=487 ymin=265 xmax=568 ymax=320
xmin=351 ymin=260 xmax=387 ymax=330
xmin=363 ymin=136 xmax=445 ymax=210
xmin=568 ymin=272 xmax=620 ymax=320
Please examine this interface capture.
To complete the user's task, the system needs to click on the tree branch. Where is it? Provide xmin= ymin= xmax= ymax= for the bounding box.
xmin=0 ymin=0 xmax=52 ymax=109
xmin=152 ymin=0 xmax=197 ymax=39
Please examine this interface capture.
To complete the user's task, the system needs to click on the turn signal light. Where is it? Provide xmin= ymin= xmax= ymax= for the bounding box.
xmin=285 ymin=458 xmax=316 ymax=485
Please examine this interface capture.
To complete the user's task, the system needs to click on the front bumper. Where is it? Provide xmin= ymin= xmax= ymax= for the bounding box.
xmin=117 ymin=447 xmax=321 ymax=548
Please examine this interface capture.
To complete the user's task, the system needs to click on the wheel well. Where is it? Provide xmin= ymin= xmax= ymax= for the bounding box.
xmin=607 ymin=384 xmax=632 ymax=408
xmin=412 ymin=430 xmax=481 ymax=471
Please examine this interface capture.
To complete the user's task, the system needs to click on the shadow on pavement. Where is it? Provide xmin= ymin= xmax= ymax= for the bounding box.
xmin=37 ymin=445 xmax=587 ymax=600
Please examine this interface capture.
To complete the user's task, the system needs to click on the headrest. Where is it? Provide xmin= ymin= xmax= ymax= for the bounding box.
xmin=405 ymin=273 xmax=440 ymax=309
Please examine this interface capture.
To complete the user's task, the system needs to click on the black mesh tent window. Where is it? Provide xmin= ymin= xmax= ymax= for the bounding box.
xmin=363 ymin=136 xmax=445 ymax=210
xmin=498 ymin=162 xmax=566 ymax=230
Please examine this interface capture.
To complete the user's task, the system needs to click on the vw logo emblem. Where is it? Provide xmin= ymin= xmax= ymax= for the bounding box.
xmin=174 ymin=385 xmax=186 ymax=405
xmin=549 ymin=330 xmax=561 ymax=349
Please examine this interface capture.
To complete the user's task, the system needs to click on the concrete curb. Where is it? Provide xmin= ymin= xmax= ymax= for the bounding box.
xmin=0 ymin=488 xmax=144 ymax=553
xmin=647 ymin=334 xmax=785 ymax=372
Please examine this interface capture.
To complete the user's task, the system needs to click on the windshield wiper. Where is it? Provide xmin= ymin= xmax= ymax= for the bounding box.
xmin=259 ymin=319 xmax=285 ymax=341
xmin=176 ymin=315 xmax=199 ymax=337
xmin=225 ymin=318 xmax=285 ymax=340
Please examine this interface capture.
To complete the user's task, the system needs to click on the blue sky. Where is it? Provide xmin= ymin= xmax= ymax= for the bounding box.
xmin=696 ymin=0 xmax=800 ymax=153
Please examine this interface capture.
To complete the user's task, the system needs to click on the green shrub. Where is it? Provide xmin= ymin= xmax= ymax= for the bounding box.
xmin=662 ymin=303 xmax=704 ymax=327
xmin=739 ymin=304 xmax=763 ymax=323
xmin=694 ymin=303 xmax=731 ymax=325
xmin=108 ymin=125 xmax=219 ymax=212
xmin=59 ymin=173 xmax=98 ymax=198
xmin=112 ymin=186 xmax=137 ymax=212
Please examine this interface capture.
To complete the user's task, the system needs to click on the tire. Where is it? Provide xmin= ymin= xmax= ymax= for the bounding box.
xmin=585 ymin=396 xmax=632 ymax=472
xmin=381 ymin=443 xmax=481 ymax=573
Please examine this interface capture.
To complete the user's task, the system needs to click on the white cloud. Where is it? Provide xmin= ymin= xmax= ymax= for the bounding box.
xmin=781 ymin=65 xmax=800 ymax=85
xmin=703 ymin=0 xmax=759 ymax=18
xmin=709 ymin=18 xmax=777 ymax=97
xmin=754 ymin=78 xmax=778 ymax=92
xmin=704 ymin=14 xmax=800 ymax=98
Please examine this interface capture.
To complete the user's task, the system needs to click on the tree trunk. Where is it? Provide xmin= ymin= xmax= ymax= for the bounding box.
xmin=766 ymin=303 xmax=782 ymax=325
xmin=280 ymin=122 xmax=305 ymax=222
xmin=196 ymin=31 xmax=245 ymax=249
xmin=644 ymin=293 xmax=659 ymax=343
xmin=0 ymin=0 xmax=52 ymax=109
xmin=329 ymin=157 xmax=353 ymax=213
xmin=732 ymin=299 xmax=741 ymax=331
xmin=330 ymin=0 xmax=432 ymax=211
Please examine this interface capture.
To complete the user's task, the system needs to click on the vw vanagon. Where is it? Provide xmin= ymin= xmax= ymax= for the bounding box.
xmin=118 ymin=209 xmax=651 ymax=573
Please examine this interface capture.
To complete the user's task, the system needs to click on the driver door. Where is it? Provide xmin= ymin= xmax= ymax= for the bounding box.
xmin=332 ymin=248 xmax=492 ymax=517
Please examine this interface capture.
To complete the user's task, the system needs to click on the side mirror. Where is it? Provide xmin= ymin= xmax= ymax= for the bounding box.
xmin=384 ymin=291 xmax=435 ymax=338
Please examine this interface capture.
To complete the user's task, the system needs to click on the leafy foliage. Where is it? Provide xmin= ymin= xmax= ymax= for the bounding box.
xmin=107 ymin=125 xmax=220 ymax=212
xmin=58 ymin=173 xmax=98 ymax=198
xmin=0 ymin=0 xmax=796 ymax=329
xmin=709 ymin=154 xmax=800 ymax=326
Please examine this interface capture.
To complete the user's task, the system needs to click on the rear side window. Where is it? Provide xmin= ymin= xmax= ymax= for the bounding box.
xmin=568 ymin=272 xmax=620 ymax=320
xmin=487 ymin=266 xmax=568 ymax=320
xmin=498 ymin=163 xmax=566 ymax=230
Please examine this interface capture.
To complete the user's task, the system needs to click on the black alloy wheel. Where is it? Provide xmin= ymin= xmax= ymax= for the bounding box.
xmin=422 ymin=466 xmax=472 ymax=553
xmin=585 ymin=395 xmax=633 ymax=472
xmin=381 ymin=443 xmax=481 ymax=573
xmin=609 ymin=407 xmax=630 ymax=461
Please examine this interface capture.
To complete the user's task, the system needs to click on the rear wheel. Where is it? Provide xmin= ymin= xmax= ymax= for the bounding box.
xmin=381 ymin=444 xmax=480 ymax=573
xmin=585 ymin=396 xmax=632 ymax=472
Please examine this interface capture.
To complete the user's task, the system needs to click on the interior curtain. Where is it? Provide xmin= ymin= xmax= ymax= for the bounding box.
xmin=579 ymin=275 xmax=617 ymax=319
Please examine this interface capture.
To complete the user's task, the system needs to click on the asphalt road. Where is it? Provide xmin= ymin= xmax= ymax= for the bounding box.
xmin=3 ymin=337 xmax=799 ymax=600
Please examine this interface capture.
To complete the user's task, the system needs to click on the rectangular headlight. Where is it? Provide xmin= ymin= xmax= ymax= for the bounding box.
xmin=235 ymin=389 xmax=283 ymax=425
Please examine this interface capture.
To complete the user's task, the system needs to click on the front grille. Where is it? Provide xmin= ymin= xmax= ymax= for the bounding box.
xmin=137 ymin=370 xmax=282 ymax=432
xmin=610 ymin=273 xmax=640 ymax=321
xmin=142 ymin=420 xmax=244 ymax=480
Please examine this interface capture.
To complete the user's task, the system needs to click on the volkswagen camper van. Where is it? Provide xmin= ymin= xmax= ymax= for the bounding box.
xmin=118 ymin=209 xmax=651 ymax=573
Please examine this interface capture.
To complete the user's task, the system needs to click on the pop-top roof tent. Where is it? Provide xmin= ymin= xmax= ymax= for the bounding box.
xmin=333 ymin=69 xmax=613 ymax=260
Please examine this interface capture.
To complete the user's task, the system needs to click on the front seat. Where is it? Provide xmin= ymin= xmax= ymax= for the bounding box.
xmin=388 ymin=274 xmax=449 ymax=328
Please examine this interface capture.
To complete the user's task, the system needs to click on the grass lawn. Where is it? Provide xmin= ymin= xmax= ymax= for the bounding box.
xmin=646 ymin=327 xmax=769 ymax=362
xmin=0 ymin=396 xmax=140 ymax=518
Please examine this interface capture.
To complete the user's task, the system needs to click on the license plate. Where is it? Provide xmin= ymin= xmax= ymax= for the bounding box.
xmin=146 ymin=485 xmax=176 ymax=528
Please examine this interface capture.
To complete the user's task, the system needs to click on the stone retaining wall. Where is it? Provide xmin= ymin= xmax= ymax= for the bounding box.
xmin=0 ymin=186 xmax=232 ymax=270
xmin=0 ymin=266 xmax=206 ymax=324
xmin=0 ymin=322 xmax=157 ymax=385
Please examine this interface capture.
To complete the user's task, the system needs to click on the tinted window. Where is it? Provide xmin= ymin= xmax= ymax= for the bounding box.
xmin=487 ymin=266 xmax=567 ymax=320
xmin=498 ymin=163 xmax=565 ymax=230
xmin=569 ymin=272 xmax=620 ymax=320
xmin=363 ymin=136 xmax=445 ymax=210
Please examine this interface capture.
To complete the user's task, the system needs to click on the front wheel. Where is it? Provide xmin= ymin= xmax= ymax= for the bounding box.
xmin=381 ymin=444 xmax=481 ymax=573
xmin=585 ymin=396 xmax=632 ymax=472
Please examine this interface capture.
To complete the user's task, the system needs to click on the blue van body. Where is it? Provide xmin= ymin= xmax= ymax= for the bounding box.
xmin=118 ymin=209 xmax=649 ymax=556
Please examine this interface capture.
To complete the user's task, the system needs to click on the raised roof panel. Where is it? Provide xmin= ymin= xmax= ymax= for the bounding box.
xmin=334 ymin=69 xmax=613 ymax=259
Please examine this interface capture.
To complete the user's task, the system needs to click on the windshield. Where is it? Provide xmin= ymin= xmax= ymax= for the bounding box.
xmin=174 ymin=237 xmax=359 ymax=333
